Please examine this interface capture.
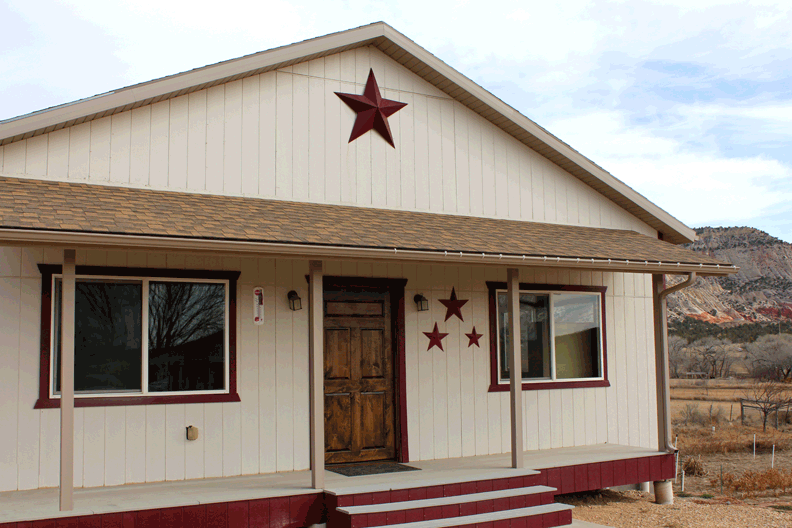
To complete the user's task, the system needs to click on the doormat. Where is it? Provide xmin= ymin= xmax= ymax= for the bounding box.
xmin=327 ymin=461 xmax=420 ymax=477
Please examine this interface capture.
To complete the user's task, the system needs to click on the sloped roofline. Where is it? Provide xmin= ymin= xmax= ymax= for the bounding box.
xmin=0 ymin=22 xmax=696 ymax=244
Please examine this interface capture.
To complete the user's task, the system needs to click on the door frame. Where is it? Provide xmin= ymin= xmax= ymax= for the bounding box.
xmin=322 ymin=276 xmax=409 ymax=463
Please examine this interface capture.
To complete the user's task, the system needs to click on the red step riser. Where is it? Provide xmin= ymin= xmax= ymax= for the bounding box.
xmin=340 ymin=492 xmax=555 ymax=528
xmin=446 ymin=509 xmax=572 ymax=528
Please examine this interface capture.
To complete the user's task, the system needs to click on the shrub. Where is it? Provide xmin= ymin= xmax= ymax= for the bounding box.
xmin=682 ymin=456 xmax=706 ymax=477
xmin=717 ymin=468 xmax=792 ymax=496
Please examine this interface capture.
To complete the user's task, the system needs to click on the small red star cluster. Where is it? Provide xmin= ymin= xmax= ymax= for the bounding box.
xmin=422 ymin=288 xmax=482 ymax=351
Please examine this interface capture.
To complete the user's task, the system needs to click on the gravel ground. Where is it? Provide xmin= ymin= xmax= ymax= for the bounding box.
xmin=562 ymin=490 xmax=790 ymax=528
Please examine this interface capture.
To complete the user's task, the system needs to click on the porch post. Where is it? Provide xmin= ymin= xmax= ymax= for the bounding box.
xmin=309 ymin=261 xmax=325 ymax=489
xmin=652 ymin=274 xmax=672 ymax=453
xmin=507 ymin=268 xmax=524 ymax=468
xmin=60 ymin=249 xmax=76 ymax=511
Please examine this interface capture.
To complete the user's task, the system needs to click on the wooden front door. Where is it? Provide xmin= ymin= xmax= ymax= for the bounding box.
xmin=323 ymin=288 xmax=395 ymax=464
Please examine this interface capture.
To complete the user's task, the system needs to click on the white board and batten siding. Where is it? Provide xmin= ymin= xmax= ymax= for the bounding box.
xmin=0 ymin=246 xmax=658 ymax=492
xmin=0 ymin=47 xmax=655 ymax=239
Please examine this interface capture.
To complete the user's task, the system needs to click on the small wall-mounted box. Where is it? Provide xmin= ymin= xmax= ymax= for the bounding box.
xmin=186 ymin=425 xmax=199 ymax=441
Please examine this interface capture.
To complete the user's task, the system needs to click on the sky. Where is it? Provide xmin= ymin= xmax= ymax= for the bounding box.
xmin=2 ymin=0 xmax=791 ymax=242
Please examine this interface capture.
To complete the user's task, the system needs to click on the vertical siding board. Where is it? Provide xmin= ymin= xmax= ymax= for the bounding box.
xmin=427 ymin=98 xmax=443 ymax=212
xmin=537 ymin=391 xmax=551 ymax=450
xmin=275 ymin=259 xmax=294 ymax=471
xmin=543 ymin=158 xmax=556 ymax=222
xmin=506 ymin=141 xmax=520 ymax=219
xmin=0 ymin=277 xmax=20 ymax=491
xmin=493 ymin=132 xmax=508 ymax=217
xmin=291 ymin=261 xmax=310 ymax=471
xmin=17 ymin=277 xmax=41 ymax=490
xmin=203 ymin=403 xmax=224 ymax=478
xmin=130 ymin=106 xmax=152 ymax=186
xmin=431 ymin=280 xmax=449 ymax=460
xmin=524 ymin=391 xmax=539 ymax=451
xmin=47 ymin=129 xmax=70 ymax=179
xmin=561 ymin=390 xmax=575 ymax=447
xmin=239 ymin=272 xmax=260 ymax=475
xmin=68 ymin=123 xmax=90 ymax=180
xmin=258 ymin=258 xmax=277 ymax=473
xmin=467 ymin=117 xmax=483 ymax=217
xmin=241 ymin=76 xmax=260 ymax=196
xmin=412 ymin=94 xmax=429 ymax=211
xmin=471 ymin=272 xmax=489 ymax=456
xmin=324 ymin=57 xmax=342 ymax=204
xmin=519 ymin=148 xmax=533 ymax=220
xmin=613 ymin=294 xmax=629 ymax=445
xmin=531 ymin=154 xmax=545 ymax=221
xmin=148 ymin=102 xmax=170 ymax=188
xmin=39 ymin=409 xmax=60 ymax=488
xmin=480 ymin=124 xmax=496 ymax=217
xmin=89 ymin=117 xmax=112 ymax=181
xmin=205 ymin=85 xmax=225 ymax=194
xmin=184 ymin=404 xmax=205 ymax=480
xmin=110 ymin=112 xmax=132 ymax=184
xmin=584 ymin=388 xmax=597 ymax=446
xmin=440 ymin=98 xmax=456 ymax=213
xmin=454 ymin=104 xmax=470 ymax=215
xmin=443 ymin=271 xmax=462 ymax=459
xmin=458 ymin=267 xmax=475 ymax=457
xmin=167 ymin=95 xmax=188 ymax=189
xmin=223 ymin=80 xmax=243 ymax=195
xmin=145 ymin=405 xmax=166 ymax=482
xmin=338 ymin=51 xmax=357 ymax=204
xmin=625 ymin=297 xmax=639 ymax=447
xmin=275 ymin=73 xmax=293 ymax=199
xmin=384 ymin=86 xmax=401 ymax=209
xmin=187 ymin=90 xmax=208 ymax=191
xmin=125 ymin=406 xmax=146 ymax=484
xmin=222 ymin=400 xmax=242 ymax=476
xmin=4 ymin=141 xmax=25 ymax=174
xmin=398 ymin=89 xmax=415 ymax=211
xmin=104 ymin=407 xmax=126 ymax=486
xmin=403 ymin=264 xmax=421 ymax=460
xmin=416 ymin=264 xmax=434 ymax=460
xmin=259 ymin=72 xmax=277 ymax=197
xmin=308 ymin=69 xmax=325 ymax=203
xmin=82 ymin=407 xmax=106 ymax=487
xmin=165 ymin=404 xmax=186 ymax=481
xmin=25 ymin=135 xmax=48 ymax=177
xmin=549 ymin=391 xmax=563 ymax=448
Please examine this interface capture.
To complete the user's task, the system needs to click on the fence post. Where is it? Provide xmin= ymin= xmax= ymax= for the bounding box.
xmin=741 ymin=400 xmax=744 ymax=426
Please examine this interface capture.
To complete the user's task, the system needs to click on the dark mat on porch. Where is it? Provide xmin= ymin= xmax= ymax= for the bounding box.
xmin=327 ymin=461 xmax=421 ymax=477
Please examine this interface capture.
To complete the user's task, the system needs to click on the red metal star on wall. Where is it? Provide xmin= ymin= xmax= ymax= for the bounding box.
xmin=424 ymin=323 xmax=449 ymax=351
xmin=466 ymin=327 xmax=483 ymax=348
xmin=335 ymin=69 xmax=407 ymax=147
xmin=439 ymin=287 xmax=469 ymax=322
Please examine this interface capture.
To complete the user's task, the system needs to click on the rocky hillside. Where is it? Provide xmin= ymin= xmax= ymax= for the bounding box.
xmin=667 ymin=227 xmax=792 ymax=325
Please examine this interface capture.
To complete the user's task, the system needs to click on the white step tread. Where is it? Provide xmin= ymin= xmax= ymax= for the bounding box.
xmin=325 ymin=468 xmax=540 ymax=496
xmin=368 ymin=503 xmax=574 ymax=528
xmin=338 ymin=485 xmax=556 ymax=515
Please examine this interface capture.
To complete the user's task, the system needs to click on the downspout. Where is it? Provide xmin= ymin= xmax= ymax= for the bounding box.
xmin=653 ymin=272 xmax=697 ymax=453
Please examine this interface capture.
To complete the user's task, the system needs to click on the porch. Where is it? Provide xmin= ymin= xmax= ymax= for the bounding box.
xmin=0 ymin=444 xmax=672 ymax=527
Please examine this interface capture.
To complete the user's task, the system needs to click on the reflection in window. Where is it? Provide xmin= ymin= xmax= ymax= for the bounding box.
xmin=148 ymin=282 xmax=225 ymax=392
xmin=55 ymin=279 xmax=142 ymax=392
xmin=554 ymin=294 xmax=601 ymax=379
xmin=498 ymin=293 xmax=551 ymax=380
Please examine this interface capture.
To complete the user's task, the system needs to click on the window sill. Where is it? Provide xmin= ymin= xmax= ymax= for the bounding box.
xmin=34 ymin=392 xmax=241 ymax=409
xmin=488 ymin=380 xmax=610 ymax=392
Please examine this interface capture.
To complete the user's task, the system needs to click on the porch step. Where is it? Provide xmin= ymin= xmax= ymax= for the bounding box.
xmin=366 ymin=503 xmax=574 ymax=528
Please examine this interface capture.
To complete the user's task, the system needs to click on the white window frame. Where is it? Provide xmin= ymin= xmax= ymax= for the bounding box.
xmin=50 ymin=273 xmax=231 ymax=399
xmin=495 ymin=289 xmax=605 ymax=385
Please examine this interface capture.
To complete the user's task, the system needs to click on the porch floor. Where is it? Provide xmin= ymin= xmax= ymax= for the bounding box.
xmin=0 ymin=444 xmax=661 ymax=524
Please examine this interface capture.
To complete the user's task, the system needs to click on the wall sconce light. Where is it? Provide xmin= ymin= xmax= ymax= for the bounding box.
xmin=414 ymin=294 xmax=429 ymax=312
xmin=287 ymin=290 xmax=302 ymax=311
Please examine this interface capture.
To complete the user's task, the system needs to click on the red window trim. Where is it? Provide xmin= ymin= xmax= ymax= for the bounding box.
xmin=35 ymin=264 xmax=241 ymax=409
xmin=486 ymin=281 xmax=610 ymax=392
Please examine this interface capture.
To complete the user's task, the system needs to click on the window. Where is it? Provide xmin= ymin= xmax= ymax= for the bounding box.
xmin=487 ymin=282 xmax=609 ymax=391
xmin=36 ymin=265 xmax=240 ymax=408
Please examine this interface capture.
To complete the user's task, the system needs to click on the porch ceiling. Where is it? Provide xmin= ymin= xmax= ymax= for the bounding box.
xmin=0 ymin=176 xmax=736 ymax=276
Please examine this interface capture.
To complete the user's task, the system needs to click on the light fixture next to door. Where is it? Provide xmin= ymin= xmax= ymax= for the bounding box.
xmin=287 ymin=290 xmax=302 ymax=311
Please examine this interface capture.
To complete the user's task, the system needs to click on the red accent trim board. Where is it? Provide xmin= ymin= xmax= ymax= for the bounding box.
xmin=35 ymin=264 xmax=241 ymax=409
xmin=486 ymin=282 xmax=610 ymax=392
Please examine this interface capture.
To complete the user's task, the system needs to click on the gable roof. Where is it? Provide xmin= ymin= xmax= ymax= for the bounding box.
xmin=0 ymin=22 xmax=696 ymax=245
xmin=0 ymin=176 xmax=735 ymax=275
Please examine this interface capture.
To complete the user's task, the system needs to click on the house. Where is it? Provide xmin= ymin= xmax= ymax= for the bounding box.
xmin=0 ymin=22 xmax=736 ymax=528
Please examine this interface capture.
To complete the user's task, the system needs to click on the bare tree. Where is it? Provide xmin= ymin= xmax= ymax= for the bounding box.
xmin=668 ymin=335 xmax=691 ymax=378
xmin=742 ymin=381 xmax=792 ymax=432
xmin=690 ymin=337 xmax=732 ymax=378
xmin=745 ymin=334 xmax=792 ymax=381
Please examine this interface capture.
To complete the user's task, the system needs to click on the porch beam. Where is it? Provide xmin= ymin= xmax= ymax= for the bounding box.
xmin=60 ymin=249 xmax=76 ymax=511
xmin=507 ymin=268 xmax=524 ymax=468
xmin=308 ymin=260 xmax=325 ymax=489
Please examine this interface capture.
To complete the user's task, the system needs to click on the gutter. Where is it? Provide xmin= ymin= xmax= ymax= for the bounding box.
xmin=653 ymin=272 xmax=698 ymax=454
xmin=0 ymin=229 xmax=738 ymax=276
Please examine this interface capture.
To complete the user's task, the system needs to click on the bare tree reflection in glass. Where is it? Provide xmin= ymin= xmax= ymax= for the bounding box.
xmin=147 ymin=282 xmax=225 ymax=392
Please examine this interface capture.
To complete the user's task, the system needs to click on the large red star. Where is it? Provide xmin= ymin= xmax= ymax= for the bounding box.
xmin=335 ymin=69 xmax=407 ymax=147
xmin=466 ymin=327 xmax=483 ymax=348
xmin=424 ymin=323 xmax=449 ymax=352
xmin=439 ymin=287 xmax=468 ymax=322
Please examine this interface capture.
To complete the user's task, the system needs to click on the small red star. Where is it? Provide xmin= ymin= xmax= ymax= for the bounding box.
xmin=466 ymin=327 xmax=483 ymax=348
xmin=335 ymin=69 xmax=407 ymax=147
xmin=424 ymin=323 xmax=449 ymax=351
xmin=439 ymin=287 xmax=468 ymax=322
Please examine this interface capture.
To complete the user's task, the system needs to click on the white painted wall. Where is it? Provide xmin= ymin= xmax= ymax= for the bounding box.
xmin=0 ymin=246 xmax=658 ymax=491
xmin=0 ymin=47 xmax=655 ymax=238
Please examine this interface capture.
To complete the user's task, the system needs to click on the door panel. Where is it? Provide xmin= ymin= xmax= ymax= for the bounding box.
xmin=324 ymin=289 xmax=395 ymax=464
